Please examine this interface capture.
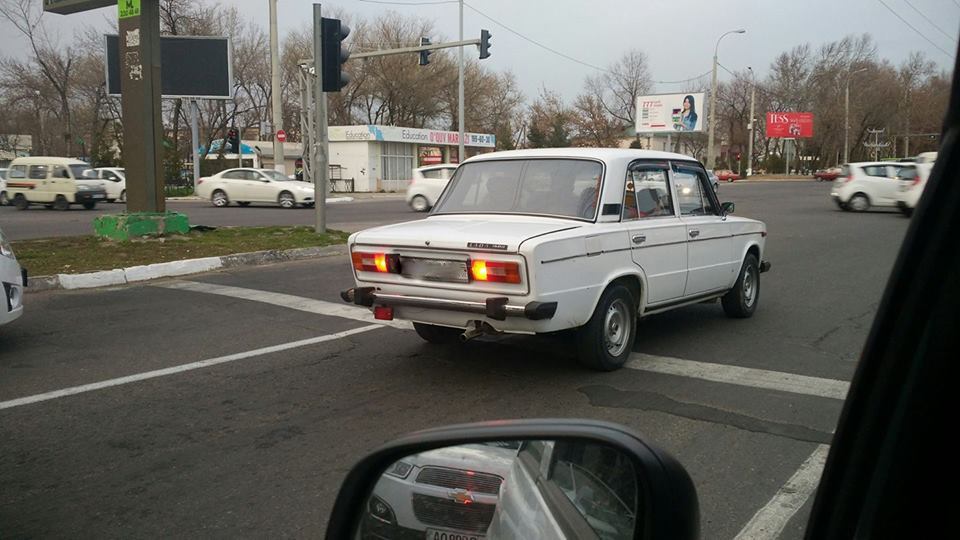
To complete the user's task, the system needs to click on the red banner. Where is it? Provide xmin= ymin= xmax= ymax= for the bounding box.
xmin=765 ymin=112 xmax=814 ymax=138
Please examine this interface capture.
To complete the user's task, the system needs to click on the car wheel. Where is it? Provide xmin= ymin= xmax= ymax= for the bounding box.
xmin=849 ymin=193 xmax=870 ymax=212
xmin=576 ymin=284 xmax=637 ymax=371
xmin=303 ymin=202 xmax=315 ymax=208
xmin=278 ymin=191 xmax=296 ymax=209
xmin=212 ymin=190 xmax=229 ymax=207
xmin=900 ymin=206 xmax=913 ymax=217
xmin=54 ymin=195 xmax=70 ymax=211
xmin=410 ymin=195 xmax=430 ymax=212
xmin=238 ymin=201 xmax=251 ymax=207
xmin=13 ymin=193 xmax=28 ymax=210
xmin=82 ymin=201 xmax=96 ymax=210
xmin=413 ymin=322 xmax=462 ymax=344
xmin=119 ymin=190 xmax=126 ymax=203
xmin=106 ymin=198 xmax=116 ymax=203
xmin=722 ymin=254 xmax=760 ymax=319
xmin=0 ymin=191 xmax=8 ymax=206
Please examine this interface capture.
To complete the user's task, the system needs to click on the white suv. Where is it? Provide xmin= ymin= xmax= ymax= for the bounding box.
xmin=831 ymin=162 xmax=913 ymax=212
xmin=405 ymin=164 xmax=458 ymax=212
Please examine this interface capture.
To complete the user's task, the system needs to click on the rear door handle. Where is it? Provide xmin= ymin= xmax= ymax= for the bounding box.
xmin=688 ymin=229 xmax=700 ymax=238
xmin=632 ymin=234 xmax=646 ymax=244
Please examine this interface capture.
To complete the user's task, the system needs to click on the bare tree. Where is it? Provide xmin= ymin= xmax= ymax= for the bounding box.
xmin=584 ymin=50 xmax=652 ymax=126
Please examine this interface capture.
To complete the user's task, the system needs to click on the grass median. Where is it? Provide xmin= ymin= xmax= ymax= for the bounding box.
xmin=13 ymin=226 xmax=350 ymax=276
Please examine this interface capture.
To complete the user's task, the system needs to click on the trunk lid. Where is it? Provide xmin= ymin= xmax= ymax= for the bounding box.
xmin=353 ymin=215 xmax=581 ymax=252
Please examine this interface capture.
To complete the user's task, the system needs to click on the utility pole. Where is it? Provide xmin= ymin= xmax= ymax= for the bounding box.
xmin=864 ymin=128 xmax=890 ymax=161
xmin=312 ymin=4 xmax=327 ymax=234
xmin=270 ymin=0 xmax=285 ymax=174
xmin=707 ymin=29 xmax=745 ymax=169
xmin=458 ymin=0 xmax=465 ymax=163
xmin=746 ymin=66 xmax=755 ymax=177
xmin=190 ymin=99 xmax=200 ymax=191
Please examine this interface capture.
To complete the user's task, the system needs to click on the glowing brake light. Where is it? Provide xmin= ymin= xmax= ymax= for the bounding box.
xmin=352 ymin=251 xmax=400 ymax=274
xmin=470 ymin=260 xmax=521 ymax=284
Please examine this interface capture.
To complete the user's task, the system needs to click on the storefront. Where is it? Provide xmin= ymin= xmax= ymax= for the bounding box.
xmin=328 ymin=125 xmax=496 ymax=192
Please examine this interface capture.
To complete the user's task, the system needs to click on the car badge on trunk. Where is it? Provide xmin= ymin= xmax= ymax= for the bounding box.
xmin=468 ymin=242 xmax=508 ymax=250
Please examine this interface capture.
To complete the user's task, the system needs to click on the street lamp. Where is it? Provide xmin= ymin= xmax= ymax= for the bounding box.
xmin=844 ymin=67 xmax=868 ymax=164
xmin=707 ymin=29 xmax=746 ymax=169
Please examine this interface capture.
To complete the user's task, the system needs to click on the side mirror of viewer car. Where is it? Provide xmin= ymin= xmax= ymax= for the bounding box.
xmin=324 ymin=419 xmax=699 ymax=540
xmin=722 ymin=202 xmax=735 ymax=214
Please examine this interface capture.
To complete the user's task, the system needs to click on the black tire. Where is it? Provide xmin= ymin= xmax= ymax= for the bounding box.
xmin=303 ymin=202 xmax=315 ymax=209
xmin=722 ymin=254 xmax=760 ymax=318
xmin=238 ymin=201 xmax=251 ymax=207
xmin=82 ymin=201 xmax=96 ymax=210
xmin=54 ymin=195 xmax=70 ymax=211
xmin=575 ymin=284 xmax=637 ymax=371
xmin=106 ymin=198 xmax=116 ymax=203
xmin=413 ymin=322 xmax=462 ymax=344
xmin=119 ymin=190 xmax=126 ymax=203
xmin=278 ymin=191 xmax=296 ymax=209
xmin=900 ymin=206 xmax=913 ymax=217
xmin=13 ymin=193 xmax=28 ymax=210
xmin=848 ymin=192 xmax=870 ymax=212
xmin=212 ymin=190 xmax=229 ymax=207
xmin=410 ymin=195 xmax=430 ymax=212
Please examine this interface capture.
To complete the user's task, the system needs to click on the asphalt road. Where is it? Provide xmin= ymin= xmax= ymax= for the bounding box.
xmin=0 ymin=196 xmax=421 ymax=240
xmin=0 ymin=181 xmax=909 ymax=539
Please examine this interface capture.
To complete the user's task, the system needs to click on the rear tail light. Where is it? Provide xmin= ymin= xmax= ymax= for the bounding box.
xmin=373 ymin=306 xmax=394 ymax=320
xmin=470 ymin=260 xmax=521 ymax=284
xmin=844 ymin=174 xmax=854 ymax=183
xmin=352 ymin=251 xmax=401 ymax=274
xmin=912 ymin=176 xmax=922 ymax=186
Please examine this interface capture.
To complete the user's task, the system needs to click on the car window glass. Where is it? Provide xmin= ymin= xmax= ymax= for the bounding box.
xmin=864 ymin=165 xmax=888 ymax=178
xmin=9 ymin=165 xmax=27 ymax=178
xmin=672 ymin=165 xmax=718 ymax=216
xmin=624 ymin=162 xmax=673 ymax=220
xmin=421 ymin=168 xmax=445 ymax=180
xmin=29 ymin=165 xmax=49 ymax=179
xmin=222 ymin=170 xmax=245 ymax=179
xmin=547 ymin=441 xmax=638 ymax=540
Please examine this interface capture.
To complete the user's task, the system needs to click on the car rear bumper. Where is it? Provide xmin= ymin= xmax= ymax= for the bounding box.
xmin=76 ymin=190 xmax=108 ymax=202
xmin=341 ymin=287 xmax=557 ymax=321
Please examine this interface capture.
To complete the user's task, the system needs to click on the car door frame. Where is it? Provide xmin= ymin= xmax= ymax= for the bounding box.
xmin=247 ymin=170 xmax=278 ymax=203
xmin=671 ymin=161 xmax=735 ymax=297
xmin=219 ymin=169 xmax=252 ymax=200
xmin=623 ymin=159 xmax=689 ymax=307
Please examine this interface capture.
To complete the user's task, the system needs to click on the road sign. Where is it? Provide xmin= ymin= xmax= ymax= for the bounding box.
xmin=118 ymin=0 xmax=140 ymax=19
xmin=43 ymin=0 xmax=114 ymax=14
xmin=276 ymin=130 xmax=287 ymax=143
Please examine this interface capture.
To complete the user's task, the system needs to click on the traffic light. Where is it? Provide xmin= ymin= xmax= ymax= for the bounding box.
xmin=479 ymin=29 xmax=491 ymax=59
xmin=321 ymin=17 xmax=351 ymax=92
xmin=418 ymin=37 xmax=432 ymax=66
xmin=226 ymin=128 xmax=240 ymax=153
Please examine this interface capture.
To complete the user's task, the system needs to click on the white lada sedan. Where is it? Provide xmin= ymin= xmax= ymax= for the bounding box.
xmin=341 ymin=148 xmax=770 ymax=371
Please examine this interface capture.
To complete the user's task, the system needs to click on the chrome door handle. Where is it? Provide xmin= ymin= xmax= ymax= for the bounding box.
xmin=632 ymin=234 xmax=646 ymax=244
xmin=688 ymin=229 xmax=700 ymax=238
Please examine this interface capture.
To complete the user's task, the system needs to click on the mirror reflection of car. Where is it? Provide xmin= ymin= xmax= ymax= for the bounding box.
xmin=363 ymin=442 xmax=520 ymax=540
xmin=0 ymin=225 xmax=26 ymax=328
xmin=406 ymin=164 xmax=459 ymax=212
xmin=5 ymin=156 xmax=108 ymax=210
xmin=195 ymin=168 xmax=317 ymax=209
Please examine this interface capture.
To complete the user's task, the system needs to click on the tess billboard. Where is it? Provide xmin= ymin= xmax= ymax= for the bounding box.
xmin=766 ymin=112 xmax=814 ymax=138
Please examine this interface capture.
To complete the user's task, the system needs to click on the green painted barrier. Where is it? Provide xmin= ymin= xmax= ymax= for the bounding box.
xmin=93 ymin=212 xmax=190 ymax=241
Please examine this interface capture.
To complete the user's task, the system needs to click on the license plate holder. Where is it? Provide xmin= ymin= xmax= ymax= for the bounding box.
xmin=424 ymin=528 xmax=484 ymax=540
xmin=401 ymin=257 xmax=469 ymax=283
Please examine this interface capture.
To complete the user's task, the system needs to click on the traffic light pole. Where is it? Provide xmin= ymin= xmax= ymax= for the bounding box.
xmin=313 ymin=3 xmax=328 ymax=234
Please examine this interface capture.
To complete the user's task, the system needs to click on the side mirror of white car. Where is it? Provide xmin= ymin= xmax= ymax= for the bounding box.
xmin=324 ymin=419 xmax=699 ymax=540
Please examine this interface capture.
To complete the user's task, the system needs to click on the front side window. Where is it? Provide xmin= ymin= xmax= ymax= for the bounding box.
xmin=673 ymin=164 xmax=719 ymax=216
xmin=68 ymin=164 xmax=91 ymax=179
xmin=623 ymin=162 xmax=674 ymax=220
xmin=261 ymin=170 xmax=288 ymax=182
xmin=435 ymin=158 xmax=603 ymax=220
xmin=547 ymin=441 xmax=638 ymax=540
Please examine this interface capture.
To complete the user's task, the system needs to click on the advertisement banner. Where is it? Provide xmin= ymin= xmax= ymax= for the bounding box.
xmin=635 ymin=93 xmax=705 ymax=133
xmin=328 ymin=125 xmax=496 ymax=148
xmin=765 ymin=112 xmax=814 ymax=138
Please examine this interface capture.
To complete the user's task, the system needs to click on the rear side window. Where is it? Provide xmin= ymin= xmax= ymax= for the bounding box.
xmin=897 ymin=167 xmax=918 ymax=180
xmin=421 ymin=168 xmax=445 ymax=180
xmin=863 ymin=165 xmax=890 ymax=178
xmin=222 ymin=170 xmax=246 ymax=179
xmin=9 ymin=165 xmax=27 ymax=178
xmin=29 ymin=165 xmax=49 ymax=179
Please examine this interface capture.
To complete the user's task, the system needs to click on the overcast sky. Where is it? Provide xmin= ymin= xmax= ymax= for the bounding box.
xmin=3 ymin=0 xmax=957 ymax=102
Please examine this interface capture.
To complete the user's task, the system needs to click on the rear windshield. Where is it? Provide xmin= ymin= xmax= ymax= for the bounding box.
xmin=434 ymin=158 xmax=604 ymax=220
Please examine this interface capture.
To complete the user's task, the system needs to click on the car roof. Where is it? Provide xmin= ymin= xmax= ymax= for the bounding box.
xmin=845 ymin=161 xmax=899 ymax=167
xmin=415 ymin=164 xmax=456 ymax=170
xmin=10 ymin=156 xmax=89 ymax=166
xmin=464 ymin=147 xmax=701 ymax=164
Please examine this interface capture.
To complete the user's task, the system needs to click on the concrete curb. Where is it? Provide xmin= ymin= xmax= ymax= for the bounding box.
xmin=26 ymin=244 xmax=348 ymax=294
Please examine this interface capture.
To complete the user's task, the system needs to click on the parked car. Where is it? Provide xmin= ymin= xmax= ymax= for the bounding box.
xmin=0 ymin=168 xmax=8 ymax=206
xmin=362 ymin=442 xmax=519 ymax=539
xmin=341 ymin=148 xmax=770 ymax=371
xmin=5 ymin=156 xmax=107 ymax=210
xmin=893 ymin=162 xmax=934 ymax=217
xmin=195 ymin=168 xmax=316 ymax=208
xmin=0 ymin=225 xmax=26 ymax=328
xmin=831 ymin=161 xmax=913 ymax=212
xmin=814 ymin=167 xmax=843 ymax=181
xmin=406 ymin=164 xmax=459 ymax=212
xmin=93 ymin=167 xmax=127 ymax=203
xmin=705 ymin=169 xmax=720 ymax=192
xmin=715 ymin=169 xmax=739 ymax=182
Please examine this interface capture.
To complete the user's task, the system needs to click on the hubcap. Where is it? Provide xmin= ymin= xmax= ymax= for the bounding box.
xmin=280 ymin=196 xmax=294 ymax=208
xmin=743 ymin=267 xmax=757 ymax=307
xmin=412 ymin=196 xmax=428 ymax=211
xmin=852 ymin=196 xmax=868 ymax=211
xmin=603 ymin=299 xmax=631 ymax=357
xmin=213 ymin=193 xmax=226 ymax=206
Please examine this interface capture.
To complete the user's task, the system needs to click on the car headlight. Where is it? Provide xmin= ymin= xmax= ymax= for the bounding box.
xmin=368 ymin=495 xmax=396 ymax=525
xmin=385 ymin=460 xmax=413 ymax=479
xmin=0 ymin=232 xmax=15 ymax=259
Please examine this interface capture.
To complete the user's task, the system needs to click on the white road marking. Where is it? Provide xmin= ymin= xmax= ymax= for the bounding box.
xmin=158 ymin=281 xmax=413 ymax=330
xmin=627 ymin=354 xmax=850 ymax=400
xmin=0 ymin=325 xmax=382 ymax=411
xmin=734 ymin=444 xmax=831 ymax=540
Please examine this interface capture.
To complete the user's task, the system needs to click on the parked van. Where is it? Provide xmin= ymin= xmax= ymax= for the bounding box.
xmin=5 ymin=157 xmax=108 ymax=210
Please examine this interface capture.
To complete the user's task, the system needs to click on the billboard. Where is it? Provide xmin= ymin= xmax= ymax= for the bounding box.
xmin=635 ymin=93 xmax=705 ymax=133
xmin=766 ymin=112 xmax=814 ymax=138
xmin=106 ymin=35 xmax=232 ymax=99
xmin=328 ymin=125 xmax=496 ymax=148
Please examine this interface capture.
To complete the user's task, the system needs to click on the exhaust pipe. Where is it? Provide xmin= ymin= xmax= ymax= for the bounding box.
xmin=460 ymin=321 xmax=499 ymax=342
